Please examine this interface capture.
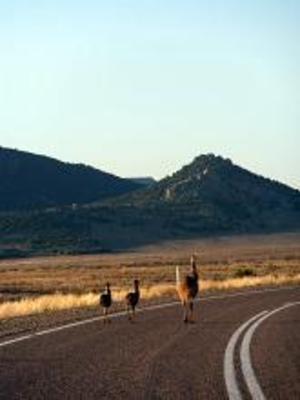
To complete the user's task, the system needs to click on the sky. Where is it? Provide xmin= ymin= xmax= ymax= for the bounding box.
xmin=0 ymin=0 xmax=299 ymax=188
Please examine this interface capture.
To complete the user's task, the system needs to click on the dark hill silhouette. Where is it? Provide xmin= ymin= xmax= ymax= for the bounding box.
xmin=127 ymin=154 xmax=299 ymax=207
xmin=0 ymin=153 xmax=299 ymax=257
xmin=121 ymin=154 xmax=300 ymax=233
xmin=129 ymin=177 xmax=156 ymax=187
xmin=0 ymin=147 xmax=141 ymax=211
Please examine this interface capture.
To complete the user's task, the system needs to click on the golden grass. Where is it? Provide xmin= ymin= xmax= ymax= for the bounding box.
xmin=1 ymin=233 xmax=300 ymax=301
xmin=201 ymin=273 xmax=300 ymax=291
xmin=1 ymin=234 xmax=299 ymax=320
xmin=1 ymin=274 xmax=299 ymax=321
xmin=0 ymin=293 xmax=98 ymax=320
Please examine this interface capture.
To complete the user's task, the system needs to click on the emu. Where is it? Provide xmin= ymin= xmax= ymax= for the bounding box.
xmin=176 ymin=255 xmax=199 ymax=323
xmin=125 ymin=279 xmax=140 ymax=321
xmin=100 ymin=282 xmax=112 ymax=323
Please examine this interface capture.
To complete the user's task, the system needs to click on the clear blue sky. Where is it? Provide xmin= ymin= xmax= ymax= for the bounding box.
xmin=0 ymin=1 xmax=299 ymax=188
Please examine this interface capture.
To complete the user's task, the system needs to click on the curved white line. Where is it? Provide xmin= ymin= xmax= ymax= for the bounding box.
xmin=0 ymin=286 xmax=298 ymax=349
xmin=240 ymin=301 xmax=300 ymax=400
xmin=224 ymin=310 xmax=268 ymax=400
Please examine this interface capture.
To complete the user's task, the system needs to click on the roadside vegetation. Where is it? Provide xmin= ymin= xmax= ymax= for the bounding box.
xmin=0 ymin=233 xmax=299 ymax=321
xmin=0 ymin=274 xmax=300 ymax=320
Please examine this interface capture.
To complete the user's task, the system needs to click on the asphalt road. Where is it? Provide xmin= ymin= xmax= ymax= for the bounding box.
xmin=0 ymin=287 xmax=299 ymax=400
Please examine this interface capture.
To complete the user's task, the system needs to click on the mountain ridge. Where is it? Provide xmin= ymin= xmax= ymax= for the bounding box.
xmin=118 ymin=153 xmax=300 ymax=207
xmin=0 ymin=151 xmax=299 ymax=258
xmin=0 ymin=146 xmax=142 ymax=211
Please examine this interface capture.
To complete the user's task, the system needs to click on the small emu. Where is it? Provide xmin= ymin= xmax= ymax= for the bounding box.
xmin=176 ymin=255 xmax=199 ymax=323
xmin=100 ymin=282 xmax=112 ymax=323
xmin=125 ymin=279 xmax=140 ymax=321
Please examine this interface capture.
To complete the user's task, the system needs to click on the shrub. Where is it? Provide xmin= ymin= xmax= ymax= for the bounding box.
xmin=234 ymin=266 xmax=256 ymax=278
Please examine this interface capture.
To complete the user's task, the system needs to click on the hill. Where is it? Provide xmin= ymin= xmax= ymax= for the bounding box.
xmin=118 ymin=154 xmax=300 ymax=233
xmin=129 ymin=177 xmax=156 ymax=187
xmin=126 ymin=154 xmax=299 ymax=205
xmin=1 ymin=154 xmax=299 ymax=257
xmin=124 ymin=154 xmax=300 ymax=229
xmin=0 ymin=147 xmax=142 ymax=211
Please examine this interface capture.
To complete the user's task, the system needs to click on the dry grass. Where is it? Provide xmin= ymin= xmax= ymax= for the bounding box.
xmin=0 ymin=233 xmax=299 ymax=320
xmin=1 ymin=274 xmax=299 ymax=320
xmin=0 ymin=293 xmax=99 ymax=320
xmin=201 ymin=273 xmax=300 ymax=291
xmin=0 ymin=284 xmax=177 ymax=320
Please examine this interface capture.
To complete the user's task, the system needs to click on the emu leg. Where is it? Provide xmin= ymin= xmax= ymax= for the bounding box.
xmin=189 ymin=301 xmax=195 ymax=323
xmin=103 ymin=308 xmax=107 ymax=324
xmin=127 ymin=306 xmax=132 ymax=321
xmin=183 ymin=301 xmax=188 ymax=323
xmin=107 ymin=309 xmax=111 ymax=323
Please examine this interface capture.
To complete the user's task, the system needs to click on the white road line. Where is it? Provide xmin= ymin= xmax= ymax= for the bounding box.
xmin=240 ymin=301 xmax=300 ymax=400
xmin=194 ymin=285 xmax=298 ymax=303
xmin=0 ymin=286 xmax=298 ymax=349
xmin=0 ymin=304 xmax=180 ymax=349
xmin=224 ymin=310 xmax=268 ymax=400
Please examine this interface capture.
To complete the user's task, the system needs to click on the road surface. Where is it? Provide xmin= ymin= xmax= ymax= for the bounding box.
xmin=0 ymin=287 xmax=299 ymax=399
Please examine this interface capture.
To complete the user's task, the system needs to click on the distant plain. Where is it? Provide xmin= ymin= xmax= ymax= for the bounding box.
xmin=1 ymin=232 xmax=299 ymax=301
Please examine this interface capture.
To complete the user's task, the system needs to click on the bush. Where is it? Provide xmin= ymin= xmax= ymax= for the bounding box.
xmin=234 ymin=266 xmax=256 ymax=278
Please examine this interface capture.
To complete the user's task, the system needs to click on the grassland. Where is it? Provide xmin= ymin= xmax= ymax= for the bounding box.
xmin=0 ymin=232 xmax=299 ymax=320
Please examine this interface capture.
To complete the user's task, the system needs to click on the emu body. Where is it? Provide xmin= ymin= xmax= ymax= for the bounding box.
xmin=176 ymin=256 xmax=199 ymax=323
xmin=100 ymin=282 xmax=112 ymax=323
xmin=125 ymin=279 xmax=140 ymax=321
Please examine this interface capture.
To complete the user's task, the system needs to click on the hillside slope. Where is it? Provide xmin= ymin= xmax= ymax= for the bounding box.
xmin=127 ymin=154 xmax=299 ymax=205
xmin=0 ymin=147 xmax=142 ymax=211
xmin=1 ymin=154 xmax=299 ymax=257
xmin=123 ymin=154 xmax=300 ymax=233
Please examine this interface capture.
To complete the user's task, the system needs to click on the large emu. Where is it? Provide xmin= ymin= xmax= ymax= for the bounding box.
xmin=176 ymin=255 xmax=199 ymax=323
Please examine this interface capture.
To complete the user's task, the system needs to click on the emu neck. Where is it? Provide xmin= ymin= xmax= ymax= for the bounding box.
xmin=192 ymin=266 xmax=198 ymax=279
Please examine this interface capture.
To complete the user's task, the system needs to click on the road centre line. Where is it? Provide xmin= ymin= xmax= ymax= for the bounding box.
xmin=240 ymin=301 xmax=300 ymax=400
xmin=224 ymin=310 xmax=268 ymax=400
